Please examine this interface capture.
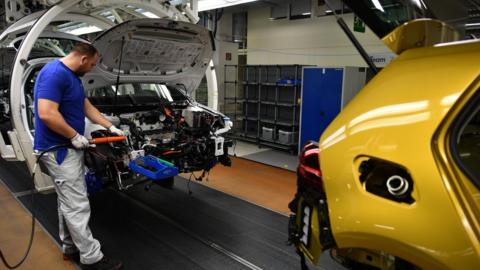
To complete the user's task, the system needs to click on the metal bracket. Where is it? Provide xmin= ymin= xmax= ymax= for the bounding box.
xmin=5 ymin=0 xmax=31 ymax=24
xmin=7 ymin=130 xmax=25 ymax=161
xmin=36 ymin=0 xmax=62 ymax=6
xmin=0 ymin=130 xmax=16 ymax=160
xmin=177 ymin=2 xmax=199 ymax=23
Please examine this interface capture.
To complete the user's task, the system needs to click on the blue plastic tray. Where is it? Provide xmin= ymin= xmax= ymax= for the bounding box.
xmin=129 ymin=155 xmax=179 ymax=181
xmin=85 ymin=169 xmax=103 ymax=195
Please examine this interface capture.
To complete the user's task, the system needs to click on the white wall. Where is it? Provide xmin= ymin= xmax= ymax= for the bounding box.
xmin=216 ymin=12 xmax=234 ymax=43
xmin=212 ymin=12 xmax=239 ymax=111
xmin=247 ymin=8 xmax=392 ymax=66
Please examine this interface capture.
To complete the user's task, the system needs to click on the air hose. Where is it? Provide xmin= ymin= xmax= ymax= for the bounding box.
xmin=0 ymin=136 xmax=126 ymax=269
xmin=0 ymin=143 xmax=70 ymax=269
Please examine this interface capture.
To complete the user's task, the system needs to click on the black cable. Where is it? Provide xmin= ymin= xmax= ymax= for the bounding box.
xmin=113 ymin=36 xmax=126 ymax=114
xmin=187 ymin=173 xmax=193 ymax=195
xmin=213 ymin=9 xmax=218 ymax=38
xmin=297 ymin=249 xmax=310 ymax=270
xmin=212 ymin=8 xmax=224 ymax=39
xmin=232 ymin=139 xmax=237 ymax=157
xmin=325 ymin=0 xmax=378 ymax=74
xmin=0 ymin=143 xmax=70 ymax=269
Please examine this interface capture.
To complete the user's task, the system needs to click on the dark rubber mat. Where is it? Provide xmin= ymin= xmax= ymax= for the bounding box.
xmin=1 ymin=163 xmax=346 ymax=270
xmin=0 ymin=159 xmax=33 ymax=193
xmin=124 ymin=179 xmax=297 ymax=270
xmin=19 ymin=187 xmax=256 ymax=270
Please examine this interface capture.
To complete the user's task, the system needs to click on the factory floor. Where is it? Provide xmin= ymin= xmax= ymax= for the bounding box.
xmin=183 ymin=156 xmax=297 ymax=215
xmin=0 ymin=155 xmax=298 ymax=269
xmin=229 ymin=140 xmax=299 ymax=172
xmin=0 ymin=182 xmax=76 ymax=270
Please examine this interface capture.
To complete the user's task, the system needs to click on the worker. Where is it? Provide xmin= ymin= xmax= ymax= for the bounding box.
xmin=34 ymin=42 xmax=123 ymax=270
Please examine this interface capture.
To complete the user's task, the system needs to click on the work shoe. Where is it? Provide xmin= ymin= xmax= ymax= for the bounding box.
xmin=63 ymin=251 xmax=80 ymax=263
xmin=80 ymin=256 xmax=123 ymax=270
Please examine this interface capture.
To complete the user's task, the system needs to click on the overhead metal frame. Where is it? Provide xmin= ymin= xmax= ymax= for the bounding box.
xmin=5 ymin=0 xmax=217 ymax=192
xmin=0 ymin=11 xmax=115 ymax=43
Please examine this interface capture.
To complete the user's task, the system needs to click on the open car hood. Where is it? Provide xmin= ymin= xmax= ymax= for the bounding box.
xmin=83 ymin=18 xmax=213 ymax=94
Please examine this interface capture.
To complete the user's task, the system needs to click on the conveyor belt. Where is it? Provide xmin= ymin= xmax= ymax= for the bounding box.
xmin=0 ymin=158 xmax=346 ymax=270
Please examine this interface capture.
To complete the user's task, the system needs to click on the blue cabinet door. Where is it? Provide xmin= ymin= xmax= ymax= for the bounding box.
xmin=299 ymin=68 xmax=343 ymax=150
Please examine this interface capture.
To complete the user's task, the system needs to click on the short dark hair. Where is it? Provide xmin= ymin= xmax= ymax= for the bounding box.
xmin=71 ymin=42 xmax=98 ymax=57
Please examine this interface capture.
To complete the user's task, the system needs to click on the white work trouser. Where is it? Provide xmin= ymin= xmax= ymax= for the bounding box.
xmin=42 ymin=148 xmax=103 ymax=264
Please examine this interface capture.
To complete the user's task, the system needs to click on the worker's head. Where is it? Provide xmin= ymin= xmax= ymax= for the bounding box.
xmin=68 ymin=42 xmax=99 ymax=76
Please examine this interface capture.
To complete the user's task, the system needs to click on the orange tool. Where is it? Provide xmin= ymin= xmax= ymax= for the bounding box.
xmin=89 ymin=136 xmax=127 ymax=144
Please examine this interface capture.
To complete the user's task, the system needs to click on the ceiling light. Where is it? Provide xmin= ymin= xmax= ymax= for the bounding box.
xmin=135 ymin=8 xmax=159 ymax=18
xmin=198 ymin=0 xmax=257 ymax=12
xmin=64 ymin=25 xmax=102 ymax=36
xmin=466 ymin=22 xmax=480 ymax=27
xmin=371 ymin=0 xmax=384 ymax=12
xmin=412 ymin=0 xmax=428 ymax=9
xmin=142 ymin=11 xmax=159 ymax=18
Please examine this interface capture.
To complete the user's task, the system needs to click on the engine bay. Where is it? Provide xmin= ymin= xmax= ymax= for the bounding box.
xmin=84 ymin=87 xmax=233 ymax=190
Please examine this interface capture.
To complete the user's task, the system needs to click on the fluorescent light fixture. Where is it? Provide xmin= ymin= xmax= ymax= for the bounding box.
xmin=98 ymin=11 xmax=115 ymax=22
xmin=169 ymin=0 xmax=184 ymax=5
xmin=65 ymin=25 xmax=102 ymax=36
xmin=142 ymin=11 xmax=159 ymax=18
xmin=198 ymin=0 xmax=257 ymax=12
xmin=302 ymin=12 xmax=311 ymax=16
xmin=412 ymin=0 xmax=427 ymax=9
xmin=466 ymin=22 xmax=480 ymax=27
xmin=135 ymin=8 xmax=159 ymax=18
xmin=371 ymin=0 xmax=384 ymax=12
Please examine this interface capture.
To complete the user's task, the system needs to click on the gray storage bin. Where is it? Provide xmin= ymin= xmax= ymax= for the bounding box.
xmin=262 ymin=127 xmax=274 ymax=140
xmin=245 ymin=119 xmax=258 ymax=137
xmin=245 ymin=66 xmax=258 ymax=82
xmin=260 ymin=66 xmax=278 ymax=83
xmin=278 ymin=130 xmax=298 ymax=144
xmin=245 ymin=102 xmax=258 ymax=117
xmin=245 ymin=85 xmax=258 ymax=100
xmin=277 ymin=106 xmax=294 ymax=122
xmin=260 ymin=104 xmax=275 ymax=120
xmin=279 ymin=65 xmax=297 ymax=81
xmin=278 ymin=86 xmax=295 ymax=104
xmin=260 ymin=85 xmax=276 ymax=102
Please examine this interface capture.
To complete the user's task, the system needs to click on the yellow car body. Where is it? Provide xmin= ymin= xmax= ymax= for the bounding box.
xmin=319 ymin=39 xmax=480 ymax=270
xmin=289 ymin=15 xmax=480 ymax=270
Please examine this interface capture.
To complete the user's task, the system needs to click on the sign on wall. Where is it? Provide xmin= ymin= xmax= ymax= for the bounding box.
xmin=369 ymin=53 xmax=397 ymax=67
xmin=353 ymin=16 xmax=365 ymax=33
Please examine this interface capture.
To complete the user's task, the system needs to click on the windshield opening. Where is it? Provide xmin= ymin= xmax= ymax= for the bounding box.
xmin=87 ymin=83 xmax=187 ymax=102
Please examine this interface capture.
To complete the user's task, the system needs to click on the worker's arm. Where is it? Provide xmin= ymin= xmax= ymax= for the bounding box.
xmin=84 ymin=98 xmax=112 ymax=128
xmin=37 ymin=99 xmax=77 ymax=139
xmin=84 ymin=98 xmax=124 ymax=136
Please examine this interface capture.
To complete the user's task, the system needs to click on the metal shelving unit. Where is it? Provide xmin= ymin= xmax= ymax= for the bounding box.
xmin=222 ymin=65 xmax=242 ymax=137
xmin=223 ymin=64 xmax=302 ymax=153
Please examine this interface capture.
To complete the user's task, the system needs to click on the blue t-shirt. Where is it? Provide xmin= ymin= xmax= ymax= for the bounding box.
xmin=34 ymin=59 xmax=85 ymax=151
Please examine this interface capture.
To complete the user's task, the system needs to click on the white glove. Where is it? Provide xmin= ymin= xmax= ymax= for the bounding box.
xmin=70 ymin=133 xmax=90 ymax=149
xmin=108 ymin=125 xmax=125 ymax=136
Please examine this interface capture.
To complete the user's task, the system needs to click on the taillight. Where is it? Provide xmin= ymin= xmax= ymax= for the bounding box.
xmin=297 ymin=141 xmax=323 ymax=191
